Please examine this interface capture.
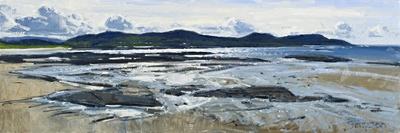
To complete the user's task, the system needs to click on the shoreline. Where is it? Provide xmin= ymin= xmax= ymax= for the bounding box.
xmin=1 ymin=58 xmax=399 ymax=132
xmin=0 ymin=63 xmax=69 ymax=102
xmin=0 ymin=63 xmax=271 ymax=132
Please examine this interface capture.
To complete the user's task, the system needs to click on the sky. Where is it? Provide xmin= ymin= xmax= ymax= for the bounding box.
xmin=0 ymin=0 xmax=399 ymax=45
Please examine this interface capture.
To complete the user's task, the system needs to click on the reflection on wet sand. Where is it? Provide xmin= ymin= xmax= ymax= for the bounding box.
xmin=316 ymin=66 xmax=400 ymax=92
xmin=0 ymin=63 xmax=68 ymax=101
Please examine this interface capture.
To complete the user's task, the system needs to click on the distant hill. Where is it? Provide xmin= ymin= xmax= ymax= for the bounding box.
xmin=1 ymin=30 xmax=352 ymax=49
xmin=65 ymin=30 xmax=352 ymax=49
xmin=0 ymin=36 xmax=67 ymax=49
xmin=2 ymin=36 xmax=64 ymax=43
xmin=1 ymin=36 xmax=64 ymax=46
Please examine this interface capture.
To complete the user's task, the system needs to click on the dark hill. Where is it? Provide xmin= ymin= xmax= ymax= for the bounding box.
xmin=6 ymin=30 xmax=351 ymax=49
xmin=2 ymin=36 xmax=64 ymax=43
xmin=65 ymin=30 xmax=352 ymax=49
xmin=241 ymin=33 xmax=276 ymax=41
xmin=1 ymin=36 xmax=63 ymax=46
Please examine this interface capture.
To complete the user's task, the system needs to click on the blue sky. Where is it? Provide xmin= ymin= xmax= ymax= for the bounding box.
xmin=0 ymin=0 xmax=399 ymax=45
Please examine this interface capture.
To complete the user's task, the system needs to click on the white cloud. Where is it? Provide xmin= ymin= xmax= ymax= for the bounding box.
xmin=0 ymin=4 xmax=15 ymax=15
xmin=105 ymin=16 xmax=133 ymax=31
xmin=136 ymin=26 xmax=160 ymax=33
xmin=13 ymin=6 xmax=92 ymax=36
xmin=225 ymin=18 xmax=255 ymax=36
xmin=194 ymin=18 xmax=255 ymax=37
xmin=0 ymin=4 xmax=16 ymax=30
xmin=195 ymin=25 xmax=229 ymax=36
xmin=368 ymin=25 xmax=389 ymax=37
xmin=7 ymin=25 xmax=28 ymax=32
xmin=334 ymin=22 xmax=352 ymax=38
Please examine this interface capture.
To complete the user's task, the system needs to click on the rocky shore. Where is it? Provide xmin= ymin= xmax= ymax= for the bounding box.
xmin=1 ymin=47 xmax=399 ymax=132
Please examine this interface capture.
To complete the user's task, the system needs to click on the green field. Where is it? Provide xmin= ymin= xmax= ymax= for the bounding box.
xmin=0 ymin=42 xmax=70 ymax=49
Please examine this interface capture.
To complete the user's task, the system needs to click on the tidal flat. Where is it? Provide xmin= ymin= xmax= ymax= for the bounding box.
xmin=1 ymin=46 xmax=399 ymax=132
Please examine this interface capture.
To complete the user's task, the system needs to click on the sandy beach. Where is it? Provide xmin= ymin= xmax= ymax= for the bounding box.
xmin=0 ymin=63 xmax=68 ymax=101
xmin=316 ymin=65 xmax=400 ymax=92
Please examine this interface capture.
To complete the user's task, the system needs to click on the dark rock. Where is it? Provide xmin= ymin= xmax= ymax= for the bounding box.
xmin=64 ymin=72 xmax=114 ymax=77
xmin=18 ymin=74 xmax=59 ymax=82
xmin=241 ymin=101 xmax=251 ymax=105
xmin=62 ymin=81 xmax=114 ymax=87
xmin=366 ymin=62 xmax=400 ymax=67
xmin=91 ymin=116 xmax=115 ymax=123
xmin=370 ymin=108 xmax=383 ymax=112
xmin=0 ymin=51 xmax=268 ymax=65
xmin=163 ymin=89 xmax=185 ymax=96
xmin=161 ymin=85 xmax=201 ymax=96
xmin=284 ymin=54 xmax=351 ymax=62
xmin=47 ymin=89 xmax=162 ymax=107
xmin=298 ymin=95 xmax=348 ymax=103
xmin=192 ymin=86 xmax=349 ymax=103
xmin=192 ymin=86 xmax=298 ymax=102
xmin=321 ymin=95 xmax=349 ymax=102
xmin=0 ymin=55 xmax=25 ymax=63
xmin=288 ymin=116 xmax=306 ymax=121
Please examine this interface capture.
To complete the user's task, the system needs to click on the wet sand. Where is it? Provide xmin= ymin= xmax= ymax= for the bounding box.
xmin=316 ymin=65 xmax=400 ymax=92
xmin=0 ymin=63 xmax=68 ymax=101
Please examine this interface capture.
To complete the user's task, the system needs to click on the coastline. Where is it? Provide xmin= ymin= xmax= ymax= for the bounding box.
xmin=0 ymin=47 xmax=69 ymax=55
xmin=0 ymin=53 xmax=399 ymax=132
xmin=0 ymin=63 xmax=274 ymax=133
xmin=0 ymin=63 xmax=68 ymax=101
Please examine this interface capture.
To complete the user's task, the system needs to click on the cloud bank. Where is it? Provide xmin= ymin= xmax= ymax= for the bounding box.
xmin=105 ymin=16 xmax=133 ymax=31
xmin=334 ymin=22 xmax=352 ymax=38
xmin=194 ymin=18 xmax=255 ymax=37
xmin=13 ymin=6 xmax=92 ymax=36
xmin=225 ymin=18 xmax=255 ymax=36
xmin=0 ymin=4 xmax=15 ymax=30
xmin=0 ymin=0 xmax=398 ymax=44
xmin=368 ymin=25 xmax=389 ymax=38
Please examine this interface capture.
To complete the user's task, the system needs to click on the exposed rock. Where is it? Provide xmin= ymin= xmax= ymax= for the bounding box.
xmin=320 ymin=95 xmax=349 ymax=102
xmin=366 ymin=62 xmax=400 ymax=67
xmin=193 ymin=86 xmax=297 ymax=102
xmin=297 ymin=95 xmax=348 ymax=102
xmin=284 ymin=54 xmax=351 ymax=62
xmin=161 ymin=85 xmax=201 ymax=96
xmin=370 ymin=108 xmax=383 ymax=112
xmin=62 ymin=80 xmax=114 ymax=87
xmin=192 ymin=86 xmax=349 ymax=103
xmin=47 ymin=89 xmax=162 ymax=107
xmin=288 ymin=116 xmax=306 ymax=121
xmin=0 ymin=55 xmax=25 ymax=63
xmin=0 ymin=51 xmax=269 ymax=65
xmin=16 ymin=74 xmax=59 ymax=82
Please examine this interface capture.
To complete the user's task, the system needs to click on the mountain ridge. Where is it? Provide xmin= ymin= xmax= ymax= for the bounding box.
xmin=1 ymin=30 xmax=353 ymax=49
xmin=66 ymin=30 xmax=352 ymax=49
